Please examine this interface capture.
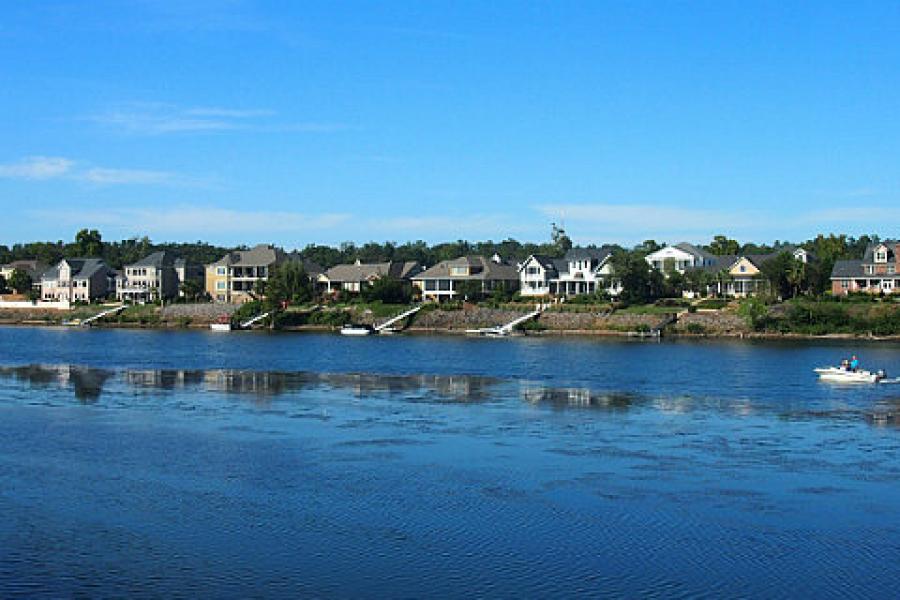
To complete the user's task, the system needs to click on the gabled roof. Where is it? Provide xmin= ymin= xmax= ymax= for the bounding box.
xmin=413 ymin=255 xmax=519 ymax=281
xmin=1 ymin=260 xmax=47 ymax=278
xmin=128 ymin=250 xmax=176 ymax=269
xmin=518 ymin=254 xmax=560 ymax=275
xmin=209 ymin=244 xmax=284 ymax=267
xmin=42 ymin=258 xmax=110 ymax=281
xmin=322 ymin=261 xmax=420 ymax=283
xmin=685 ymin=255 xmax=736 ymax=274
xmin=674 ymin=242 xmax=716 ymax=262
xmin=564 ymin=247 xmax=612 ymax=262
xmin=863 ymin=241 xmax=898 ymax=263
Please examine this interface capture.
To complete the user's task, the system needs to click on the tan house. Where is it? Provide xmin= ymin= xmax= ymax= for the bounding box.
xmin=831 ymin=241 xmax=900 ymax=296
xmin=318 ymin=260 xmax=421 ymax=294
xmin=41 ymin=258 xmax=112 ymax=302
xmin=412 ymin=255 xmax=519 ymax=301
xmin=206 ymin=244 xmax=286 ymax=303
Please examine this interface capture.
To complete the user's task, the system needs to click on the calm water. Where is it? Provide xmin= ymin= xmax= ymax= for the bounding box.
xmin=2 ymin=326 xmax=900 ymax=598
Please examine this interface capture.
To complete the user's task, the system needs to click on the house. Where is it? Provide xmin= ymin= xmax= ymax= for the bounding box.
xmin=41 ymin=258 xmax=113 ymax=302
xmin=318 ymin=260 xmax=421 ymax=294
xmin=0 ymin=260 xmax=46 ymax=291
xmin=687 ymin=247 xmax=812 ymax=297
xmin=519 ymin=248 xmax=620 ymax=297
xmin=205 ymin=244 xmax=286 ymax=303
xmin=116 ymin=251 xmax=180 ymax=303
xmin=645 ymin=243 xmax=718 ymax=276
xmin=174 ymin=258 xmax=206 ymax=297
xmin=412 ymin=255 xmax=519 ymax=301
xmin=830 ymin=240 xmax=900 ymax=296
xmin=285 ymin=252 xmax=325 ymax=281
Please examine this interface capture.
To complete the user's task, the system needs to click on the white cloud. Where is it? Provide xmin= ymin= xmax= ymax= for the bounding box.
xmin=0 ymin=156 xmax=74 ymax=180
xmin=79 ymin=168 xmax=178 ymax=185
xmin=87 ymin=103 xmax=345 ymax=135
xmin=0 ymin=155 xmax=203 ymax=188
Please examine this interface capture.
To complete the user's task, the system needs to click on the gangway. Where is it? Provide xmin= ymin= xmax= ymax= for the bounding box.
xmin=80 ymin=305 xmax=127 ymax=326
xmin=467 ymin=304 xmax=546 ymax=337
xmin=374 ymin=305 xmax=422 ymax=334
xmin=240 ymin=311 xmax=273 ymax=329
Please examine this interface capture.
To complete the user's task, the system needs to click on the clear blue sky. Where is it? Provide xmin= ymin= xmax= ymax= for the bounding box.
xmin=1 ymin=1 xmax=898 ymax=249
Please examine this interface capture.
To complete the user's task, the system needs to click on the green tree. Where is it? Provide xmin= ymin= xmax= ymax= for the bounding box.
xmin=8 ymin=268 xmax=33 ymax=294
xmin=456 ymin=280 xmax=483 ymax=302
xmin=266 ymin=262 xmax=313 ymax=305
xmin=0 ymin=274 xmax=6 ymax=293
xmin=708 ymin=235 xmax=740 ymax=256
xmin=612 ymin=251 xmax=665 ymax=304
xmin=361 ymin=277 xmax=412 ymax=304
xmin=179 ymin=279 xmax=204 ymax=302
xmin=759 ymin=252 xmax=799 ymax=299
xmin=75 ymin=229 xmax=103 ymax=256
xmin=551 ymin=223 xmax=573 ymax=255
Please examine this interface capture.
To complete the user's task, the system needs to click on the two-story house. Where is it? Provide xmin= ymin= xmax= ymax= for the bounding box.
xmin=206 ymin=244 xmax=285 ymax=304
xmin=116 ymin=251 xmax=181 ymax=303
xmin=645 ymin=243 xmax=718 ymax=276
xmin=518 ymin=248 xmax=620 ymax=297
xmin=41 ymin=258 xmax=112 ymax=302
xmin=412 ymin=255 xmax=519 ymax=302
xmin=318 ymin=260 xmax=422 ymax=294
xmin=831 ymin=240 xmax=900 ymax=296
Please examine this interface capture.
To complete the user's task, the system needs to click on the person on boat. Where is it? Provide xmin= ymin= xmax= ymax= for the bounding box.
xmin=850 ymin=355 xmax=860 ymax=372
xmin=841 ymin=358 xmax=850 ymax=371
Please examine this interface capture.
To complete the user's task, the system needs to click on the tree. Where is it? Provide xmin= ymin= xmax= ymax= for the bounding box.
xmin=266 ymin=262 xmax=313 ymax=305
xmin=179 ymin=279 xmax=204 ymax=302
xmin=456 ymin=280 xmax=483 ymax=302
xmin=759 ymin=252 xmax=800 ymax=299
xmin=361 ymin=277 xmax=412 ymax=304
xmin=8 ymin=268 xmax=32 ymax=295
xmin=708 ymin=235 xmax=740 ymax=256
xmin=611 ymin=251 xmax=665 ymax=304
xmin=0 ymin=274 xmax=6 ymax=293
xmin=551 ymin=223 xmax=573 ymax=255
xmin=75 ymin=229 xmax=103 ymax=256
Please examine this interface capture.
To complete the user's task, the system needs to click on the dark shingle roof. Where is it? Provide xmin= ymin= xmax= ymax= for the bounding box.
xmin=862 ymin=241 xmax=898 ymax=263
xmin=414 ymin=256 xmax=519 ymax=281
xmin=830 ymin=260 xmax=864 ymax=279
xmin=42 ymin=258 xmax=109 ymax=281
xmin=323 ymin=261 xmax=420 ymax=283
xmin=129 ymin=251 xmax=176 ymax=269
xmin=210 ymin=244 xmax=284 ymax=267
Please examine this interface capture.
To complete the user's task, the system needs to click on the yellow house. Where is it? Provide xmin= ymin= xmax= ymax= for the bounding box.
xmin=206 ymin=244 xmax=285 ymax=304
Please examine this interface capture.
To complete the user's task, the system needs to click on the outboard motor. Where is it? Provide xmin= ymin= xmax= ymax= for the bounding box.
xmin=877 ymin=369 xmax=886 ymax=380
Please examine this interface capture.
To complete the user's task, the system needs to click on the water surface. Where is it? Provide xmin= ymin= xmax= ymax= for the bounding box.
xmin=1 ymin=327 xmax=899 ymax=598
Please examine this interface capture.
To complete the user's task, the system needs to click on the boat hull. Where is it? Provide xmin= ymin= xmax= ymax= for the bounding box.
xmin=340 ymin=327 xmax=372 ymax=336
xmin=814 ymin=367 xmax=881 ymax=384
xmin=210 ymin=323 xmax=232 ymax=332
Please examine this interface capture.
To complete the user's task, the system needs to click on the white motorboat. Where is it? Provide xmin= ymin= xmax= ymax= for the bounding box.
xmin=814 ymin=366 xmax=886 ymax=384
xmin=340 ymin=324 xmax=373 ymax=336
xmin=209 ymin=323 xmax=232 ymax=332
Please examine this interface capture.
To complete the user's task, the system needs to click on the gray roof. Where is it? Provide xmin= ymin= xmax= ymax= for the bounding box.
xmin=674 ymin=242 xmax=716 ymax=262
xmin=209 ymin=244 xmax=284 ymax=267
xmin=685 ymin=255 xmax=736 ymax=274
xmin=519 ymin=254 xmax=561 ymax=276
xmin=42 ymin=258 xmax=110 ymax=281
xmin=564 ymin=247 xmax=613 ymax=262
xmin=129 ymin=250 xmax=176 ymax=269
xmin=323 ymin=261 xmax=421 ymax=283
xmin=831 ymin=260 xmax=864 ymax=279
xmin=863 ymin=241 xmax=898 ymax=263
xmin=413 ymin=256 xmax=519 ymax=281
xmin=1 ymin=260 xmax=47 ymax=278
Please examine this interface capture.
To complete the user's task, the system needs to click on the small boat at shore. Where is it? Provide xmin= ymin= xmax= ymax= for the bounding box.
xmin=210 ymin=315 xmax=232 ymax=332
xmin=814 ymin=366 xmax=886 ymax=384
xmin=340 ymin=324 xmax=373 ymax=336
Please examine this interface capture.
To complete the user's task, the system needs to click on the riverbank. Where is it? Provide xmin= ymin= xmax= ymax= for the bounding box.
xmin=2 ymin=301 xmax=900 ymax=341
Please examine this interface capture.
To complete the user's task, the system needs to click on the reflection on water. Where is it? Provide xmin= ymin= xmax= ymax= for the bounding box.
xmin=4 ymin=363 xmax=900 ymax=427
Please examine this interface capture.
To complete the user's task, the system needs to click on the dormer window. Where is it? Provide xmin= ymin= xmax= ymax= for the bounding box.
xmin=875 ymin=247 xmax=888 ymax=263
xmin=450 ymin=266 xmax=469 ymax=276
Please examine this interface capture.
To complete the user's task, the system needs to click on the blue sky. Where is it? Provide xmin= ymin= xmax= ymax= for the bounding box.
xmin=1 ymin=1 xmax=898 ymax=249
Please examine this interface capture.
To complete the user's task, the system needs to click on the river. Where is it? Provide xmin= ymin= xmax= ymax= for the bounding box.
xmin=1 ymin=326 xmax=899 ymax=598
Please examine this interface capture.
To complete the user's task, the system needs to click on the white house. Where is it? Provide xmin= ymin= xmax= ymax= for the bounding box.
xmin=519 ymin=248 xmax=620 ymax=297
xmin=645 ymin=243 xmax=718 ymax=276
xmin=41 ymin=258 xmax=112 ymax=302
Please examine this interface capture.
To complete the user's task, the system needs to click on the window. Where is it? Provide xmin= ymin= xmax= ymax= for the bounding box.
xmin=438 ymin=280 xmax=451 ymax=291
xmin=216 ymin=267 xmax=226 ymax=276
xmin=216 ymin=281 xmax=226 ymax=290
xmin=865 ymin=265 xmax=874 ymax=275
xmin=450 ymin=267 xmax=468 ymax=277
xmin=875 ymin=249 xmax=887 ymax=263
xmin=424 ymin=280 xmax=437 ymax=291
xmin=841 ymin=280 xmax=849 ymax=289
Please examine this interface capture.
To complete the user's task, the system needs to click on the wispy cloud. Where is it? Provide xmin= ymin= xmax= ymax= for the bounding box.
xmin=0 ymin=155 xmax=199 ymax=188
xmin=0 ymin=156 xmax=75 ymax=180
xmin=87 ymin=102 xmax=346 ymax=135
